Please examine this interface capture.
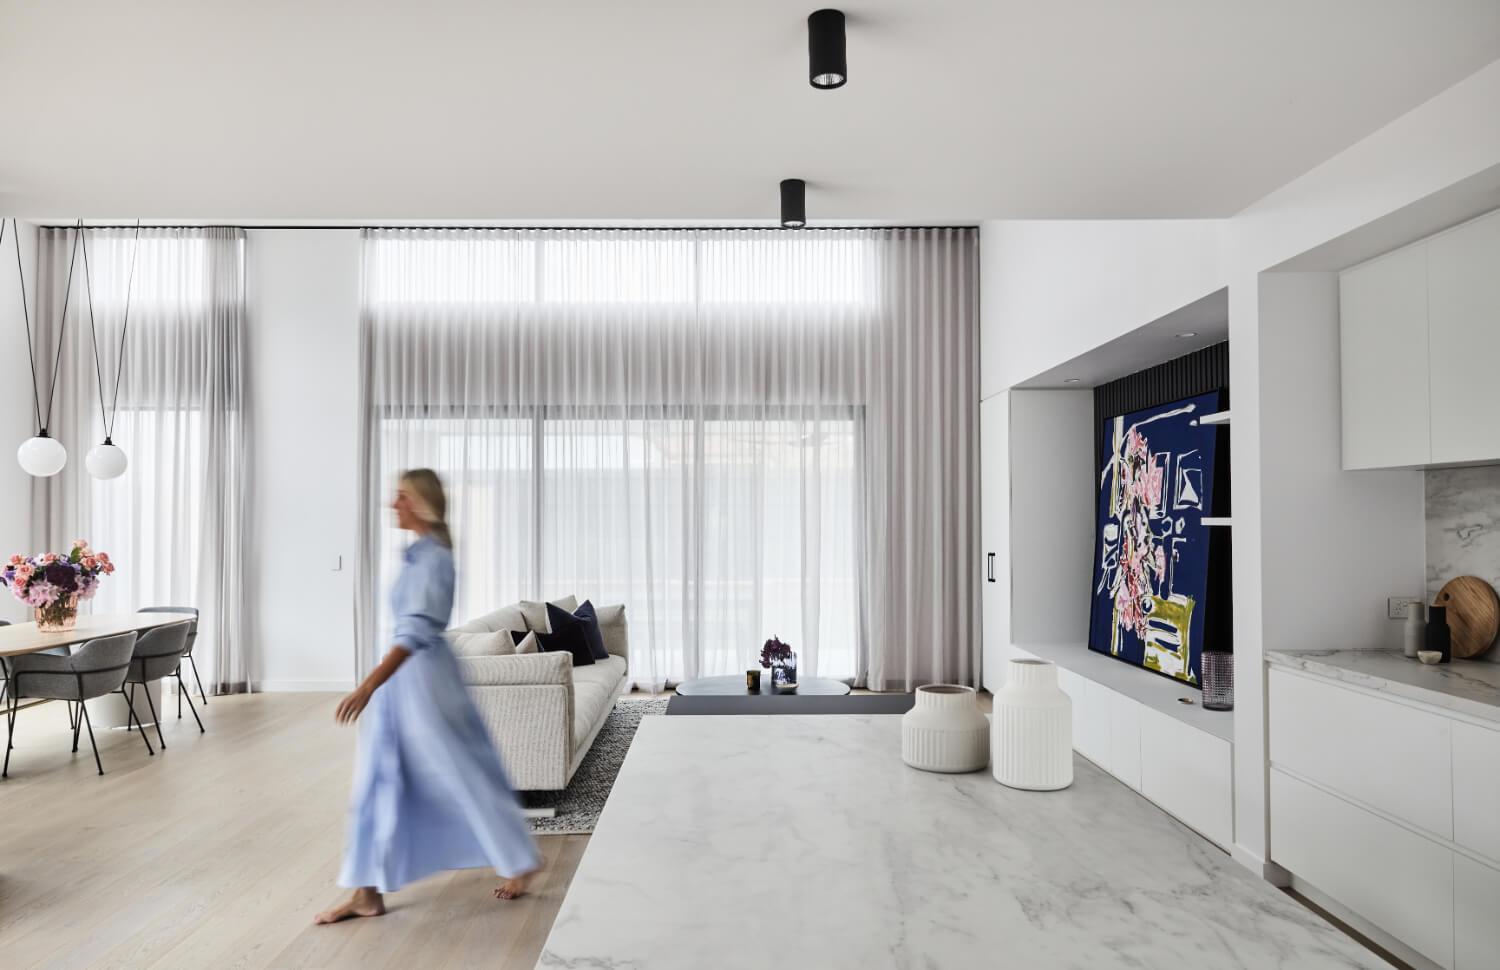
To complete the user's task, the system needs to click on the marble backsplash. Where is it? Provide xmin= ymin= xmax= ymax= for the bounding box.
xmin=1427 ymin=465 xmax=1500 ymax=662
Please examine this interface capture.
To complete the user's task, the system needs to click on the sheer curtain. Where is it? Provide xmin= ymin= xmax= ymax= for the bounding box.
xmin=356 ymin=228 xmax=978 ymax=691
xmin=32 ymin=227 xmax=251 ymax=694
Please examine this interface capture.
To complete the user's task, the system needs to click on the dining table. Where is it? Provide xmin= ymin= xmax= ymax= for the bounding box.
xmin=0 ymin=611 xmax=198 ymax=728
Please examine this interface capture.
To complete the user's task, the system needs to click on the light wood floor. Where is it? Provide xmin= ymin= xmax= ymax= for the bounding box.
xmin=0 ymin=692 xmax=586 ymax=970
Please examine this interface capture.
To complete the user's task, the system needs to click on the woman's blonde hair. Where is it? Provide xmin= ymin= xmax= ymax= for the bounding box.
xmin=400 ymin=468 xmax=453 ymax=549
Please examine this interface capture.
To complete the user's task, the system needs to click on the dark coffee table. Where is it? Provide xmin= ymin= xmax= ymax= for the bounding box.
xmin=674 ymin=675 xmax=851 ymax=696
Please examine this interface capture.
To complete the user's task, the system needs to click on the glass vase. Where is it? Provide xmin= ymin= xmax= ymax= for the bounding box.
xmin=35 ymin=593 xmax=79 ymax=632
xmin=771 ymin=652 xmax=799 ymax=692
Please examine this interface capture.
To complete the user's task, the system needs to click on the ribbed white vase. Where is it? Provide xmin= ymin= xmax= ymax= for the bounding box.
xmin=991 ymin=659 xmax=1073 ymax=791
xmin=902 ymin=685 xmax=989 ymax=773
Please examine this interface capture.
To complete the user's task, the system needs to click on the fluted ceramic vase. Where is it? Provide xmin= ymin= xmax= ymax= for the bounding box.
xmin=901 ymin=684 xmax=989 ymax=773
xmin=991 ymin=659 xmax=1073 ymax=791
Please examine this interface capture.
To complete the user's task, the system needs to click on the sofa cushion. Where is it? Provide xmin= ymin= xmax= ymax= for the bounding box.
xmin=514 ymin=631 xmax=539 ymax=654
xmin=571 ymin=600 xmax=610 ymax=661
xmin=446 ymin=629 xmax=512 ymax=658
xmin=570 ymin=656 xmax=626 ymax=747
xmin=519 ymin=595 xmax=578 ymax=632
xmin=594 ymin=603 xmax=627 ymax=658
xmin=514 ymin=613 xmax=595 ymax=667
xmin=449 ymin=604 xmax=527 ymax=637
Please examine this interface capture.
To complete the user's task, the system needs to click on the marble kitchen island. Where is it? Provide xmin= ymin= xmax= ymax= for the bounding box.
xmin=538 ymin=715 xmax=1386 ymax=969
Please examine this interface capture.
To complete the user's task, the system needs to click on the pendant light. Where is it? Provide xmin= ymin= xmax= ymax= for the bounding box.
xmin=80 ymin=221 xmax=139 ymax=480
xmin=808 ymin=9 xmax=847 ymax=89
xmin=10 ymin=218 xmax=80 ymax=477
xmin=780 ymin=179 xmax=807 ymax=228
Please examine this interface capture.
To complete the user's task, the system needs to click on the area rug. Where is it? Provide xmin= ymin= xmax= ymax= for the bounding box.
xmin=521 ymin=697 xmax=668 ymax=835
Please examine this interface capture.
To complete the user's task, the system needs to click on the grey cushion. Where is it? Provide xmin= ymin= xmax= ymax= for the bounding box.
xmin=595 ymin=603 xmax=627 ymax=659
xmin=139 ymin=607 xmax=199 ymax=657
xmin=519 ymin=596 xmax=578 ymax=632
xmin=9 ymin=632 xmax=137 ymax=701
xmin=127 ymin=622 xmax=191 ymax=683
xmin=445 ymin=629 xmax=513 ymax=658
xmin=449 ymin=605 xmax=527 ymax=637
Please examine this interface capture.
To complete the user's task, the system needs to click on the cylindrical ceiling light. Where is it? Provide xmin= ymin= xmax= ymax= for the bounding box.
xmin=808 ymin=9 xmax=847 ymax=89
xmin=780 ymin=179 xmax=807 ymax=228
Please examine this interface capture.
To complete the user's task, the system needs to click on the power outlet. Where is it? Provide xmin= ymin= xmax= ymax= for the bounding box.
xmin=1387 ymin=597 xmax=1423 ymax=620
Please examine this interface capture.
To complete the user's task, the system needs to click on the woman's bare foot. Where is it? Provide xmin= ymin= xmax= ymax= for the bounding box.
xmin=493 ymin=867 xmax=539 ymax=900
xmin=314 ymin=887 xmax=386 ymax=924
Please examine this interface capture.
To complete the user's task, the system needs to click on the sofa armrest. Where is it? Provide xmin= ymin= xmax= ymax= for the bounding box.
xmin=458 ymin=651 xmax=571 ymax=687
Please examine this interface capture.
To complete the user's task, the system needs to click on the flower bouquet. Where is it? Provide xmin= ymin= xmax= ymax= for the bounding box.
xmin=1 ymin=540 xmax=114 ymax=632
xmin=759 ymin=635 xmax=798 ymax=692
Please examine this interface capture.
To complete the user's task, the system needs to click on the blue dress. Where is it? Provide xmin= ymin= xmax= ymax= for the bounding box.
xmin=339 ymin=535 xmax=540 ymax=893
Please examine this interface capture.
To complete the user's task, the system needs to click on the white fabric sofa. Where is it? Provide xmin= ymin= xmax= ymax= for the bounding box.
xmin=446 ymin=595 xmax=628 ymax=791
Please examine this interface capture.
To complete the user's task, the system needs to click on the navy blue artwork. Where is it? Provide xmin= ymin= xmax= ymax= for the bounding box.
xmin=1087 ymin=391 xmax=1223 ymax=686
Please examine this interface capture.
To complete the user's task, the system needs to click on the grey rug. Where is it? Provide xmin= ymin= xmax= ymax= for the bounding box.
xmin=521 ymin=697 xmax=668 ymax=835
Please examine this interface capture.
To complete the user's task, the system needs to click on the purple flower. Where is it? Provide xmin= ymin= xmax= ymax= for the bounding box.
xmin=43 ymin=562 xmax=78 ymax=592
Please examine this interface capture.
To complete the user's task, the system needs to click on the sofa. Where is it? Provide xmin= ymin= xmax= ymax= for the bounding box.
xmin=446 ymin=595 xmax=629 ymax=791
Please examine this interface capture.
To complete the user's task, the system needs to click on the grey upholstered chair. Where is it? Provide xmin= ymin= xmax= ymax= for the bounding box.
xmin=123 ymin=621 xmax=198 ymax=748
xmin=138 ymin=607 xmax=206 ymax=709
xmin=3 ymin=631 xmax=146 ymax=777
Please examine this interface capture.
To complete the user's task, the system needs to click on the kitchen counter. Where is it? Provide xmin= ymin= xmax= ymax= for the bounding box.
xmin=1267 ymin=648 xmax=1500 ymax=724
xmin=537 ymin=714 xmax=1385 ymax=969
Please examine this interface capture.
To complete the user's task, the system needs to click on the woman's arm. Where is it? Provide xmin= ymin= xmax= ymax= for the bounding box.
xmin=335 ymin=646 xmax=411 ymax=724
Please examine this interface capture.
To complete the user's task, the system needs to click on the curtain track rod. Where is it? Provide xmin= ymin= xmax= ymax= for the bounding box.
xmin=37 ymin=224 xmax=977 ymax=232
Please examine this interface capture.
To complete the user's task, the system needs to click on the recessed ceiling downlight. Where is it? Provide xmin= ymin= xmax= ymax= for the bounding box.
xmin=808 ymin=9 xmax=847 ymax=89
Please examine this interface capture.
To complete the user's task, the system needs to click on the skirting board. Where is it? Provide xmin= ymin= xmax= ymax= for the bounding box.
xmin=1232 ymin=844 xmax=1292 ymax=887
xmin=251 ymin=680 xmax=356 ymax=692
xmin=1290 ymin=876 xmax=1441 ymax=970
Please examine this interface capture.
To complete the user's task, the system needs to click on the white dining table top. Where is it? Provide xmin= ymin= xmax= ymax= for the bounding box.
xmin=0 ymin=612 xmax=196 ymax=658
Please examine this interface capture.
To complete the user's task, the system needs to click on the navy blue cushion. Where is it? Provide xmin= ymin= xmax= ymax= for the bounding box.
xmin=570 ymin=600 xmax=610 ymax=661
xmin=512 ymin=606 xmax=595 ymax=667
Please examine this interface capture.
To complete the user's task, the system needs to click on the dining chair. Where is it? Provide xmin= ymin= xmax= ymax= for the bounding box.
xmin=138 ymin=607 xmax=206 ymax=710
xmin=3 ymin=631 xmax=145 ymax=777
xmin=123 ymin=621 xmax=198 ymax=749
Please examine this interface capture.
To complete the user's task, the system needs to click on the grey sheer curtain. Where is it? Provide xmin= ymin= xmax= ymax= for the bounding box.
xmin=356 ymin=228 xmax=978 ymax=691
xmin=32 ymin=227 xmax=251 ymax=694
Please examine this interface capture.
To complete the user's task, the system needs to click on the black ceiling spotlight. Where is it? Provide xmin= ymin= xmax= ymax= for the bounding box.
xmin=780 ymin=179 xmax=807 ymax=228
xmin=808 ymin=9 xmax=847 ymax=89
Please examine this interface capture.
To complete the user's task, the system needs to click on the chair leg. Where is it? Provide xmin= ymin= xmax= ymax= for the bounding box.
xmin=2 ymin=685 xmax=17 ymax=778
xmin=189 ymin=655 xmax=208 ymax=705
xmin=120 ymin=687 xmax=155 ymax=756
xmin=142 ymin=681 xmax=166 ymax=750
xmin=72 ymin=702 xmax=83 ymax=753
xmin=178 ymin=672 xmax=205 ymax=734
xmin=79 ymin=701 xmax=104 ymax=776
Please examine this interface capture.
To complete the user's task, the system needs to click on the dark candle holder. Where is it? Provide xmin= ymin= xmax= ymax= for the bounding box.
xmin=1426 ymin=605 xmax=1452 ymax=664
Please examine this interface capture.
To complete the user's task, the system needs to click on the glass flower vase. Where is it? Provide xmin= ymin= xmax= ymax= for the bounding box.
xmin=35 ymin=593 xmax=79 ymax=632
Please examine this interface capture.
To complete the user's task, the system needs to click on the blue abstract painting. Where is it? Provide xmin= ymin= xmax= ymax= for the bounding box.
xmin=1087 ymin=391 xmax=1223 ymax=686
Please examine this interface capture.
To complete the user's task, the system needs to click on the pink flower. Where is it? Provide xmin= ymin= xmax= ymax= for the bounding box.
xmin=103 ymin=562 xmax=115 ymax=574
xmin=82 ymin=556 xmax=98 ymax=570
xmin=15 ymin=564 xmax=34 ymax=582
xmin=8 ymin=554 xmax=21 ymax=565
xmin=41 ymin=553 xmax=58 ymax=564
xmin=97 ymin=551 xmax=110 ymax=563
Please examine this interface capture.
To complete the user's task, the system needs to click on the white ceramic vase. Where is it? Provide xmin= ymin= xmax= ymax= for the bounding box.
xmin=901 ymin=684 xmax=989 ymax=773
xmin=991 ymin=659 xmax=1073 ymax=791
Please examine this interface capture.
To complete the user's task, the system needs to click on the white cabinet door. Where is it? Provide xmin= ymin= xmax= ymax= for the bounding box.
xmin=1271 ymin=768 xmax=1454 ymax=969
xmin=1453 ymin=720 xmax=1500 ymax=866
xmin=979 ymin=394 xmax=1010 ymax=693
xmin=1429 ymin=211 xmax=1500 ymax=465
xmin=1108 ymin=689 xmax=1143 ymax=792
xmin=1339 ymin=244 xmax=1430 ymax=469
xmin=1055 ymin=667 xmax=1111 ymax=770
xmin=1269 ymin=668 xmax=1453 ymax=839
xmin=1455 ymin=853 xmax=1500 ymax=970
xmin=1140 ymin=707 xmax=1234 ymax=848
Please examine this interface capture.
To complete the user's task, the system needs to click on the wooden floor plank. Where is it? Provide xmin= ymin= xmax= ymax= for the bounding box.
xmin=0 ymin=693 xmax=585 ymax=970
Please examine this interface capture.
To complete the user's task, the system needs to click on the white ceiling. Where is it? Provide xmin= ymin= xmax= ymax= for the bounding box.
xmin=3 ymin=1 xmax=1499 ymax=222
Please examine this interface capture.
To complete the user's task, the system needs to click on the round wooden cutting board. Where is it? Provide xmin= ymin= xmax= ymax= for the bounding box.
xmin=1435 ymin=576 xmax=1500 ymax=659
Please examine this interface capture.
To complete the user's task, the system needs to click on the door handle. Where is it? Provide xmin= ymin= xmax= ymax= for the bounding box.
xmin=987 ymin=552 xmax=995 ymax=583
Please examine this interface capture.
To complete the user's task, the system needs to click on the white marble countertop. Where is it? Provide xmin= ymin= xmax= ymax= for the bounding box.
xmin=538 ymin=715 xmax=1385 ymax=970
xmin=1267 ymin=649 xmax=1500 ymax=724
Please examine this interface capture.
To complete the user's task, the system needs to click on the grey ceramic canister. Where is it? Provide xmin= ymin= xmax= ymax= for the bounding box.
xmin=1404 ymin=601 xmax=1426 ymax=659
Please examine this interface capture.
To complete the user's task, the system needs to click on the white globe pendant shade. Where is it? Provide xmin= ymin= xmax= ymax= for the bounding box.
xmin=17 ymin=434 xmax=67 ymax=477
xmin=86 ymin=440 xmax=128 ymax=479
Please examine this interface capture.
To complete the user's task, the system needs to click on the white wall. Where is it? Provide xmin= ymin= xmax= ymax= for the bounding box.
xmin=979 ymin=219 xmax=1227 ymax=396
xmin=245 ymin=229 xmax=363 ymax=690
xmin=0 ymin=221 xmax=38 ymax=622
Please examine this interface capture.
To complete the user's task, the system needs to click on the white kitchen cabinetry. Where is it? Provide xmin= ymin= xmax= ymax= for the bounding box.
xmin=1340 ymin=208 xmax=1500 ymax=470
xmin=1428 ymin=211 xmax=1500 ymax=465
xmin=1269 ymin=662 xmax=1500 ymax=969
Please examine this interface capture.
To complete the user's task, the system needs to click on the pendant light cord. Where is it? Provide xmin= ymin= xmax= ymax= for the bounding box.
xmin=79 ymin=221 xmax=142 ymax=442
xmin=7 ymin=218 xmax=46 ymax=434
xmin=35 ymin=224 xmax=83 ymax=435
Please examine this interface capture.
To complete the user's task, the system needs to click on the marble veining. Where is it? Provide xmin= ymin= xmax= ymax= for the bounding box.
xmin=537 ymin=715 xmax=1385 ymax=970
xmin=1268 ymin=648 xmax=1500 ymax=723
xmin=1426 ymin=466 xmax=1500 ymax=663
